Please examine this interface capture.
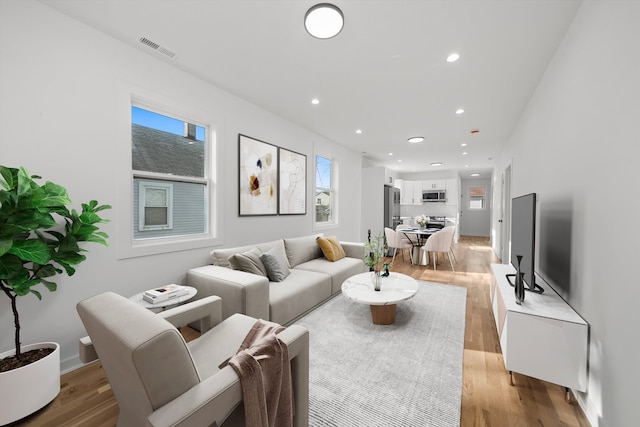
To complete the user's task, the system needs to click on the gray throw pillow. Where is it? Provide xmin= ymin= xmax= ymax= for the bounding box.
xmin=260 ymin=247 xmax=291 ymax=282
xmin=228 ymin=248 xmax=267 ymax=276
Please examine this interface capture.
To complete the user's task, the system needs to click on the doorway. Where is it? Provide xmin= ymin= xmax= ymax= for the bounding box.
xmin=459 ymin=178 xmax=491 ymax=237
xmin=500 ymin=165 xmax=512 ymax=263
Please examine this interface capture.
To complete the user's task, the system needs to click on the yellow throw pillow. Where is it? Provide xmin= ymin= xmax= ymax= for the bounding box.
xmin=316 ymin=236 xmax=346 ymax=262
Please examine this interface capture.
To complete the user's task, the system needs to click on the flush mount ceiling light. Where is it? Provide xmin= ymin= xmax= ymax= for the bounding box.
xmin=305 ymin=3 xmax=344 ymax=39
xmin=431 ymin=162 xmax=443 ymax=166
xmin=456 ymin=108 xmax=465 ymax=115
xmin=407 ymin=136 xmax=424 ymax=143
xmin=446 ymin=52 xmax=460 ymax=63
xmin=311 ymin=98 xmax=320 ymax=105
xmin=471 ymin=173 xmax=480 ymax=177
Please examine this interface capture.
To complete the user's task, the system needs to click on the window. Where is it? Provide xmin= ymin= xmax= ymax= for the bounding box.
xmin=469 ymin=186 xmax=485 ymax=210
xmin=139 ymin=181 xmax=172 ymax=230
xmin=132 ymin=105 xmax=208 ymax=240
xmin=315 ymin=155 xmax=333 ymax=224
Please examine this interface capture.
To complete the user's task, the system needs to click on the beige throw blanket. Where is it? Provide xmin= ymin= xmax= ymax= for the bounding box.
xmin=227 ymin=319 xmax=293 ymax=427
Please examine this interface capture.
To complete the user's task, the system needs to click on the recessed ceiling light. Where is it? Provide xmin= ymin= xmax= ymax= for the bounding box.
xmin=355 ymin=129 xmax=362 ymax=134
xmin=446 ymin=53 xmax=460 ymax=63
xmin=407 ymin=136 xmax=424 ymax=143
xmin=456 ymin=108 xmax=464 ymax=115
xmin=388 ymin=152 xmax=393 ymax=156
xmin=398 ymin=159 xmax=402 ymax=163
xmin=465 ymin=165 xmax=469 ymax=168
xmin=431 ymin=162 xmax=443 ymax=166
xmin=311 ymin=98 xmax=320 ymax=105
xmin=304 ymin=3 xmax=344 ymax=39
xmin=471 ymin=173 xmax=480 ymax=177
xmin=462 ymin=152 xmax=468 ymax=155
xmin=461 ymin=143 xmax=467 ymax=147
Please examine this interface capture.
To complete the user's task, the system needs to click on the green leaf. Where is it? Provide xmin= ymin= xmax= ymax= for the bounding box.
xmin=16 ymin=167 xmax=34 ymax=197
xmin=40 ymin=279 xmax=57 ymax=292
xmin=35 ymin=264 xmax=61 ymax=278
xmin=0 ymin=255 xmax=25 ymax=280
xmin=0 ymin=166 xmax=17 ymax=190
xmin=30 ymin=289 xmax=43 ymax=300
xmin=0 ymin=239 xmax=12 ymax=257
xmin=8 ymin=240 xmax=51 ymax=264
xmin=37 ymin=181 xmax=71 ymax=207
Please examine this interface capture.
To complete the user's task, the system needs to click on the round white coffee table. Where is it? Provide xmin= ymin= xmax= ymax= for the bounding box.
xmin=342 ymin=272 xmax=418 ymax=325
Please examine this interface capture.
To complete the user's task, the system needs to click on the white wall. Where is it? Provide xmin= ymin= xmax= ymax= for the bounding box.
xmin=492 ymin=2 xmax=640 ymax=426
xmin=0 ymin=0 xmax=362 ymax=371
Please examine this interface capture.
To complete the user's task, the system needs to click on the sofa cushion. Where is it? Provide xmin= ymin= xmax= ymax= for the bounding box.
xmin=260 ymin=247 xmax=291 ymax=282
xmin=316 ymin=235 xmax=346 ymax=262
xmin=295 ymin=256 xmax=366 ymax=294
xmin=227 ymin=248 xmax=267 ymax=276
xmin=269 ymin=270 xmax=331 ymax=325
xmin=210 ymin=239 xmax=289 ymax=268
xmin=284 ymin=234 xmax=323 ymax=268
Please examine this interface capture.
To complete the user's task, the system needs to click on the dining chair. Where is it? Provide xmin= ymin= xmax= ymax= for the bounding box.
xmin=384 ymin=227 xmax=413 ymax=263
xmin=420 ymin=226 xmax=455 ymax=271
xmin=396 ymin=224 xmax=419 ymax=246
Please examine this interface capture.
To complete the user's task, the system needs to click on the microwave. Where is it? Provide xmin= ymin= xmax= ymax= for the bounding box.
xmin=422 ymin=190 xmax=446 ymax=202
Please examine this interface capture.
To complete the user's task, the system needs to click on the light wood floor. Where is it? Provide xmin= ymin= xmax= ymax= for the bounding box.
xmin=16 ymin=236 xmax=590 ymax=427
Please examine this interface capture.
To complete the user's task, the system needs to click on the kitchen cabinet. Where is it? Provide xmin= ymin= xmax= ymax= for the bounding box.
xmin=445 ymin=179 xmax=459 ymax=206
xmin=384 ymin=169 xmax=395 ymax=186
xmin=397 ymin=180 xmax=422 ymax=205
xmin=422 ymin=180 xmax=446 ymax=191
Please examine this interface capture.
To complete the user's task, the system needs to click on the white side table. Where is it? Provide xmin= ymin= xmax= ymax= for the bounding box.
xmin=129 ymin=285 xmax=197 ymax=312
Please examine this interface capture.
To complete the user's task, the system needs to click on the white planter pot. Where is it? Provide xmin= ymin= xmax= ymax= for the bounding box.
xmin=0 ymin=342 xmax=60 ymax=425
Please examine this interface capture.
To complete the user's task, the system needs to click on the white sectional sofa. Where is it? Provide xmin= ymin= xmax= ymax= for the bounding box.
xmin=186 ymin=234 xmax=367 ymax=325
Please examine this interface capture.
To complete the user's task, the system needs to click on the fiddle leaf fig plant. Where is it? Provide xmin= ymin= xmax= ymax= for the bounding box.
xmin=0 ymin=166 xmax=111 ymax=363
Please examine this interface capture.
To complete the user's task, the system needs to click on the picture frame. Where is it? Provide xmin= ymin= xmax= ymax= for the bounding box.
xmin=278 ymin=147 xmax=307 ymax=215
xmin=238 ymin=134 xmax=278 ymax=216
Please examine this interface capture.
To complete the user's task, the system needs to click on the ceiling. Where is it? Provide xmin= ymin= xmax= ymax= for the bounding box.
xmin=41 ymin=0 xmax=581 ymax=179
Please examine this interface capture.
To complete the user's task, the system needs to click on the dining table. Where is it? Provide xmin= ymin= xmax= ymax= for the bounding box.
xmin=399 ymin=228 xmax=440 ymax=265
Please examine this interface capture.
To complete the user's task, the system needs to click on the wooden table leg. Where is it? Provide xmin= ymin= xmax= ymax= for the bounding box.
xmin=370 ymin=304 xmax=397 ymax=325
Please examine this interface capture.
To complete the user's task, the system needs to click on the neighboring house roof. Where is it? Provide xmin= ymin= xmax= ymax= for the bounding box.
xmin=132 ymin=124 xmax=204 ymax=177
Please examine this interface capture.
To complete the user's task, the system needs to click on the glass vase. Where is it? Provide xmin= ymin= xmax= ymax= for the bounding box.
xmin=371 ymin=269 xmax=382 ymax=291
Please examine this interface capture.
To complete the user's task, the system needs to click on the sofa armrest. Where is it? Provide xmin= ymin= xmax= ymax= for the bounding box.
xmin=186 ymin=265 xmax=270 ymax=321
xmin=340 ymin=241 xmax=366 ymax=261
xmin=159 ymin=296 xmax=222 ymax=334
xmin=146 ymin=325 xmax=310 ymax=427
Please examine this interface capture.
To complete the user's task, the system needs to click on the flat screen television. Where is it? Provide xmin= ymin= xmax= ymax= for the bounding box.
xmin=509 ymin=193 xmax=544 ymax=293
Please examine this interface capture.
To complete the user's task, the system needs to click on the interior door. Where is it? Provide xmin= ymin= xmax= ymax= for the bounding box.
xmin=501 ymin=165 xmax=512 ymax=264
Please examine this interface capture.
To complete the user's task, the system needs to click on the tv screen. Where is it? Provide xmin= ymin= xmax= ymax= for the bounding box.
xmin=510 ymin=193 xmax=543 ymax=293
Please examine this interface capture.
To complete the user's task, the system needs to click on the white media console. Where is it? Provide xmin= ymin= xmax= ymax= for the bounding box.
xmin=490 ymin=263 xmax=588 ymax=393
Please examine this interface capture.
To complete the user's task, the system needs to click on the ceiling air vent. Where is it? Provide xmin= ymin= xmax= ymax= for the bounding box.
xmin=138 ymin=36 xmax=176 ymax=59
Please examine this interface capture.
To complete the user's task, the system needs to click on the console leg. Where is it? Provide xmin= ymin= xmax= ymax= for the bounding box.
xmin=565 ymin=387 xmax=572 ymax=403
xmin=509 ymin=370 xmax=514 ymax=386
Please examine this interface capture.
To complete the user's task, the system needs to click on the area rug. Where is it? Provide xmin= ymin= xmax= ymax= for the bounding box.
xmin=295 ymin=280 xmax=467 ymax=427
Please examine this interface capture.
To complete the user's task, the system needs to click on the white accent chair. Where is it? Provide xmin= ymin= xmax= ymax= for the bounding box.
xmin=384 ymin=227 xmax=412 ymax=262
xmin=420 ymin=226 xmax=456 ymax=271
xmin=76 ymin=292 xmax=309 ymax=427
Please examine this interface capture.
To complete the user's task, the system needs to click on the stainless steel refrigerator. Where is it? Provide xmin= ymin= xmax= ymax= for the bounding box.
xmin=384 ymin=185 xmax=401 ymax=230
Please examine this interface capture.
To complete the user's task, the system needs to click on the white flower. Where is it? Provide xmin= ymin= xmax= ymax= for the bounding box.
xmin=415 ymin=214 xmax=429 ymax=226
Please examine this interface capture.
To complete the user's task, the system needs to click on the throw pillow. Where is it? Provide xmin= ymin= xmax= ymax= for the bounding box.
xmin=316 ymin=235 xmax=346 ymax=262
xmin=228 ymin=248 xmax=267 ymax=277
xmin=260 ymin=247 xmax=291 ymax=282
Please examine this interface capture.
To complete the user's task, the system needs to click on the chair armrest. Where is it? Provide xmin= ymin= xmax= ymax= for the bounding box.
xmin=78 ymin=296 xmax=224 ymax=363
xmin=186 ymin=266 xmax=270 ymax=321
xmin=340 ymin=241 xmax=365 ymax=260
xmin=159 ymin=296 xmax=222 ymax=334
xmin=146 ymin=365 xmax=242 ymax=427
xmin=146 ymin=325 xmax=310 ymax=427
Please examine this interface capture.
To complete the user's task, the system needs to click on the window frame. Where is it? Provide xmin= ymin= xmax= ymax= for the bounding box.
xmin=138 ymin=180 xmax=174 ymax=231
xmin=116 ymin=88 xmax=222 ymax=259
xmin=468 ymin=186 xmax=486 ymax=210
xmin=314 ymin=153 xmax=338 ymax=230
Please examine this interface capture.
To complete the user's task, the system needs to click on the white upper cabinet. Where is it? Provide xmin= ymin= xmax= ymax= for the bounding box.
xmin=422 ymin=179 xmax=446 ymax=191
xmin=398 ymin=180 xmax=422 ymax=205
